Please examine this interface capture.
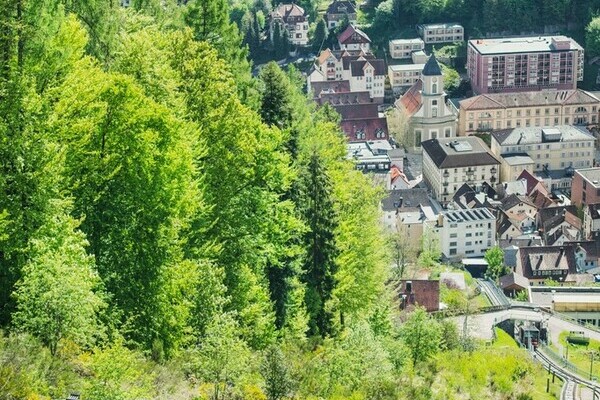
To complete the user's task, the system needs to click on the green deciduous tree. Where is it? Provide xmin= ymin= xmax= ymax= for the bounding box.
xmin=12 ymin=199 xmax=105 ymax=356
xmin=50 ymin=57 xmax=201 ymax=355
xmin=400 ymin=307 xmax=442 ymax=365
xmin=192 ymin=314 xmax=253 ymax=400
xmin=172 ymin=32 xmax=302 ymax=348
xmin=485 ymin=246 xmax=508 ymax=280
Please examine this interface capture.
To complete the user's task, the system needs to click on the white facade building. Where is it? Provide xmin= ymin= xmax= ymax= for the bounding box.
xmin=425 ymin=208 xmax=496 ymax=260
xmin=389 ymin=38 xmax=425 ymax=59
xmin=422 ymin=136 xmax=501 ymax=203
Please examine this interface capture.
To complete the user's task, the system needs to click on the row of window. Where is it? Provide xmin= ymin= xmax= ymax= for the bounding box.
xmin=469 ymin=106 xmax=597 ymax=120
xmin=469 ymin=115 xmax=597 ymax=130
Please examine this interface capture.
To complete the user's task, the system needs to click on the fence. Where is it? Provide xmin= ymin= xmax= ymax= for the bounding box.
xmin=539 ymin=344 xmax=600 ymax=382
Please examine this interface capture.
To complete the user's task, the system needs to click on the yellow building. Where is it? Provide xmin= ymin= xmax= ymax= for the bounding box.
xmin=455 ymin=89 xmax=600 ymax=136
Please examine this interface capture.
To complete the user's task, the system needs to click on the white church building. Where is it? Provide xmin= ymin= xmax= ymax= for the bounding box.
xmin=394 ymin=55 xmax=458 ymax=152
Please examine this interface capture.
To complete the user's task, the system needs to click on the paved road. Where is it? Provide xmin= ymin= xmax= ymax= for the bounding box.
xmin=453 ymin=309 xmax=600 ymax=346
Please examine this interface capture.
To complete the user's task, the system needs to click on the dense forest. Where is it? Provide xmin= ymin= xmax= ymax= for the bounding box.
xmin=0 ymin=0 xmax=574 ymax=399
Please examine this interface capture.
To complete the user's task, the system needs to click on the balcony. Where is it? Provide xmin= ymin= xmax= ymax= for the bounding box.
xmin=443 ymin=170 xmax=450 ymax=178
xmin=490 ymin=166 xmax=497 ymax=175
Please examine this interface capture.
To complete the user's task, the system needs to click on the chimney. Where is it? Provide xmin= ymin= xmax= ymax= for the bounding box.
xmin=437 ymin=214 xmax=444 ymax=227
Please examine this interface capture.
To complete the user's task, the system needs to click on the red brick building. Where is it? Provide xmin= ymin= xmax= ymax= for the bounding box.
xmin=572 ymin=168 xmax=600 ymax=206
xmin=396 ymin=280 xmax=440 ymax=312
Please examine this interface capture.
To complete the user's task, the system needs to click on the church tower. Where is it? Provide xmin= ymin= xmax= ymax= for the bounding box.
xmin=421 ymin=54 xmax=447 ymax=119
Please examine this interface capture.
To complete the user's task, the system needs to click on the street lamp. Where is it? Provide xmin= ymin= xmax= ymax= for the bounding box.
xmin=590 ymin=349 xmax=600 ymax=381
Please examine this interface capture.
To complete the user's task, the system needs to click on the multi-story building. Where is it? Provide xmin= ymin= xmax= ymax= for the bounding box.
xmin=270 ymin=3 xmax=309 ymax=46
xmin=337 ymin=24 xmax=371 ymax=52
xmin=417 ymin=23 xmax=464 ymax=44
xmin=308 ymin=48 xmax=386 ymax=102
xmin=455 ymin=89 xmax=600 ymax=136
xmin=516 ymin=245 xmax=579 ymax=285
xmin=325 ymin=0 xmax=357 ymax=29
xmin=424 ymin=208 xmax=496 ymax=260
xmin=388 ymin=64 xmax=425 ymax=92
xmin=421 ymin=136 xmax=500 ymax=203
xmin=389 ymin=38 xmax=425 ymax=59
xmin=571 ymin=168 xmax=600 ymax=206
xmin=467 ymin=36 xmax=584 ymax=94
xmin=395 ymin=55 xmax=458 ymax=150
xmin=490 ymin=126 xmax=595 ymax=181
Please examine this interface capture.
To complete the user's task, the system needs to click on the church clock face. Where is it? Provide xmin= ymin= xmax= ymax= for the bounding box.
xmin=432 ymin=77 xmax=438 ymax=83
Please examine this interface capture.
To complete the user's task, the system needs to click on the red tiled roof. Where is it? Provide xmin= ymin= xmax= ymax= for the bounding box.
xmin=334 ymin=103 xmax=379 ymax=119
xmin=272 ymin=3 xmax=306 ymax=20
xmin=517 ymin=170 xmax=548 ymax=196
xmin=310 ymin=80 xmax=351 ymax=99
xmin=338 ymin=24 xmax=371 ymax=44
xmin=317 ymin=48 xmax=336 ymax=66
xmin=316 ymin=91 xmax=372 ymax=106
xmin=340 ymin=117 xmax=388 ymax=142
xmin=350 ymin=59 xmax=386 ymax=76
xmin=397 ymin=80 xmax=423 ymax=116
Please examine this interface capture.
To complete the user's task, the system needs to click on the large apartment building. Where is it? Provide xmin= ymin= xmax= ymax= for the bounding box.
xmin=490 ymin=126 xmax=595 ymax=181
xmin=417 ymin=23 xmax=464 ymax=44
xmin=455 ymin=89 xmax=600 ymax=135
xmin=467 ymin=36 xmax=584 ymax=94
xmin=422 ymin=136 xmax=500 ymax=203
xmin=424 ymin=208 xmax=496 ymax=260
xmin=389 ymin=38 xmax=425 ymax=59
xmin=270 ymin=4 xmax=309 ymax=46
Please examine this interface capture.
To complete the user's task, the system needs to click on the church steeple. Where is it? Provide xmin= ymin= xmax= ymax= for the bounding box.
xmin=422 ymin=53 xmax=443 ymax=77
xmin=422 ymin=54 xmax=444 ymax=97
xmin=421 ymin=54 xmax=446 ymax=118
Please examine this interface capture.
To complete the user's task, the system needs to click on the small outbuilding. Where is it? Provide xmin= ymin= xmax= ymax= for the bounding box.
xmin=499 ymin=272 xmax=530 ymax=298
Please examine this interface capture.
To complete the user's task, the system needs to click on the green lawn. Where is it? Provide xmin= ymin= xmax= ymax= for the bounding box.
xmin=550 ymin=331 xmax=600 ymax=380
xmin=493 ymin=327 xmax=519 ymax=348
xmin=493 ymin=328 xmax=563 ymax=399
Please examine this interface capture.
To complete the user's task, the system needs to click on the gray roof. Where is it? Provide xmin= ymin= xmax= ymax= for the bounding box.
xmin=501 ymin=193 xmax=534 ymax=211
xmin=422 ymin=137 xmax=500 ymax=169
xmin=419 ymin=22 xmax=462 ymax=30
xmin=491 ymin=125 xmax=595 ymax=146
xmin=389 ymin=64 xmax=426 ymax=72
xmin=459 ymin=89 xmax=600 ymax=110
xmin=422 ymin=54 xmax=442 ymax=76
xmin=381 ymin=188 xmax=430 ymax=212
xmin=575 ymin=168 xmax=600 ymax=187
xmin=503 ymin=154 xmax=535 ymax=166
xmin=469 ymin=35 xmax=583 ymax=55
xmin=498 ymin=237 xmax=543 ymax=248
xmin=499 ymin=272 xmax=530 ymax=290
xmin=389 ymin=38 xmax=424 ymax=45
